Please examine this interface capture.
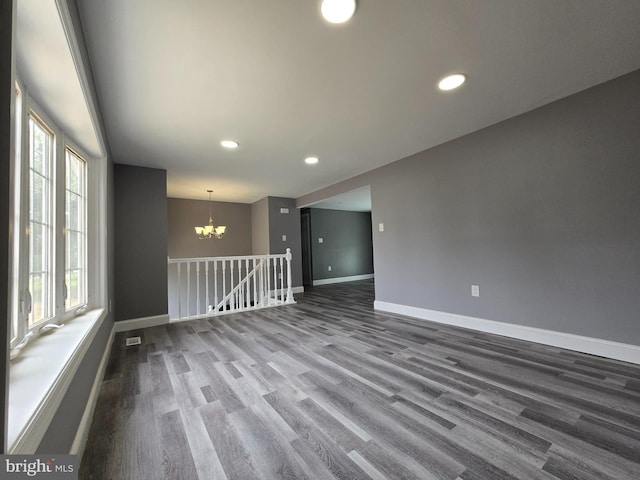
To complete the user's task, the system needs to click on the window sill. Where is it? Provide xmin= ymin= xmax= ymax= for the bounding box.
xmin=8 ymin=307 xmax=107 ymax=453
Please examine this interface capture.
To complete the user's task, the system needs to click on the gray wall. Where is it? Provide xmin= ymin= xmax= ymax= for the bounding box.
xmin=308 ymin=209 xmax=373 ymax=281
xmin=267 ymin=197 xmax=303 ymax=288
xmin=168 ymin=197 xmax=252 ymax=258
xmin=114 ymin=164 xmax=168 ymax=321
xmin=1 ymin=0 xmax=14 ymax=453
xmin=298 ymin=69 xmax=640 ymax=346
xmin=251 ymin=197 xmax=270 ymax=255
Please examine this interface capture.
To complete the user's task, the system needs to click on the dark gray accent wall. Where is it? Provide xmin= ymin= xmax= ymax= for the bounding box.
xmin=267 ymin=197 xmax=303 ymax=288
xmin=298 ymin=69 xmax=640 ymax=346
xmin=1 ymin=0 xmax=15 ymax=453
xmin=114 ymin=164 xmax=168 ymax=321
xmin=308 ymin=209 xmax=373 ymax=281
xmin=168 ymin=198 xmax=252 ymax=258
xmin=251 ymin=197 xmax=270 ymax=255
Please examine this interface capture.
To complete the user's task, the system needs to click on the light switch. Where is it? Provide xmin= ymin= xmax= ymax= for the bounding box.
xmin=280 ymin=208 xmax=289 ymax=214
xmin=379 ymin=223 xmax=384 ymax=232
xmin=471 ymin=285 xmax=480 ymax=297
xmin=282 ymin=234 xmax=287 ymax=241
xmin=318 ymin=238 xmax=323 ymax=243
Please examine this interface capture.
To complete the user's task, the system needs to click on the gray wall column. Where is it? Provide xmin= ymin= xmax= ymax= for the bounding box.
xmin=114 ymin=164 xmax=168 ymax=321
xmin=267 ymin=197 xmax=303 ymax=288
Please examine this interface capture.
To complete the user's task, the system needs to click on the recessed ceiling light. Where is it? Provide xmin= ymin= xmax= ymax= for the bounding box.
xmin=438 ymin=74 xmax=466 ymax=91
xmin=220 ymin=140 xmax=239 ymax=149
xmin=305 ymin=157 xmax=319 ymax=165
xmin=321 ymin=0 xmax=356 ymax=24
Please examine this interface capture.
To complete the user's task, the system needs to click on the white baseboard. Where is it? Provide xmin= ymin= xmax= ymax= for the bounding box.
xmin=292 ymin=286 xmax=304 ymax=294
xmin=114 ymin=314 xmax=170 ymax=332
xmin=374 ymin=301 xmax=640 ymax=365
xmin=313 ymin=273 xmax=374 ymax=286
xmin=71 ymin=325 xmax=115 ymax=458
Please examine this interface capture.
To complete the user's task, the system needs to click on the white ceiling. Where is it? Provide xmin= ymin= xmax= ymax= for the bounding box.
xmin=73 ymin=0 xmax=640 ymax=205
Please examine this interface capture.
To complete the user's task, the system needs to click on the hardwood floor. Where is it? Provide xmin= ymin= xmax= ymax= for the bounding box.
xmin=80 ymin=280 xmax=640 ymax=479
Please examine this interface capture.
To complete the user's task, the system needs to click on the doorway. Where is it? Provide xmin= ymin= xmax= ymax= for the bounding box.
xmin=301 ymin=209 xmax=313 ymax=287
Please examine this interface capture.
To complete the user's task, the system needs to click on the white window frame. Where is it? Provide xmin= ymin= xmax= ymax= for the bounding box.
xmin=9 ymin=90 xmax=100 ymax=353
xmin=27 ymin=110 xmax=57 ymax=329
xmin=9 ymin=81 xmax=24 ymax=348
xmin=64 ymin=145 xmax=89 ymax=313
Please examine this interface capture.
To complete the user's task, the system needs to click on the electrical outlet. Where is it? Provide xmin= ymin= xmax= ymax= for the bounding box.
xmin=280 ymin=208 xmax=289 ymax=214
xmin=282 ymin=234 xmax=287 ymax=241
xmin=379 ymin=223 xmax=384 ymax=232
xmin=328 ymin=266 xmax=332 ymax=272
xmin=318 ymin=237 xmax=323 ymax=243
xmin=471 ymin=285 xmax=480 ymax=297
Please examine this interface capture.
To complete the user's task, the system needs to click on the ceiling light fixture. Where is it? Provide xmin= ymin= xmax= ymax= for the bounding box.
xmin=321 ymin=0 xmax=356 ymax=24
xmin=220 ymin=140 xmax=239 ymax=149
xmin=438 ymin=73 xmax=466 ymax=91
xmin=195 ymin=190 xmax=227 ymax=239
xmin=305 ymin=156 xmax=319 ymax=165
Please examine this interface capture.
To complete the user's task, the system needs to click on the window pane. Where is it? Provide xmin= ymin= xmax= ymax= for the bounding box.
xmin=65 ymin=149 xmax=87 ymax=309
xmin=28 ymin=115 xmax=54 ymax=327
xmin=67 ymin=231 xmax=79 ymax=269
xmin=66 ymin=270 xmax=80 ymax=309
xmin=30 ymin=172 xmax=46 ymax=223
xmin=30 ymin=272 xmax=48 ymax=324
xmin=67 ymin=192 xmax=80 ymax=231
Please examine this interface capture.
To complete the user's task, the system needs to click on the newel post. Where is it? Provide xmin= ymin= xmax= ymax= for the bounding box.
xmin=285 ymin=248 xmax=294 ymax=303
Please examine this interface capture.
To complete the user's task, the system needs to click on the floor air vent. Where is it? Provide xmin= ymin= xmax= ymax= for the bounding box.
xmin=125 ymin=336 xmax=142 ymax=347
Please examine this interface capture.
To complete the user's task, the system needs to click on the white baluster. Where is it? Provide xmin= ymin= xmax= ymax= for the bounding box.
xmin=286 ymin=248 xmax=293 ymax=303
xmin=266 ymin=257 xmax=272 ymax=305
xmin=252 ymin=258 xmax=258 ymax=308
xmin=273 ymin=257 xmax=278 ymax=302
xmin=177 ymin=263 xmax=182 ymax=320
xmin=196 ymin=262 xmax=201 ymax=316
xmin=229 ymin=260 xmax=236 ymax=310
xmin=205 ymin=261 xmax=210 ymax=315
xmin=260 ymin=259 xmax=266 ymax=306
xmin=247 ymin=258 xmax=251 ymax=308
xmin=222 ymin=260 xmax=226 ymax=312
xmin=238 ymin=259 xmax=243 ymax=309
xmin=187 ymin=262 xmax=192 ymax=318
xmin=279 ymin=256 xmax=284 ymax=302
xmin=214 ymin=260 xmax=218 ymax=314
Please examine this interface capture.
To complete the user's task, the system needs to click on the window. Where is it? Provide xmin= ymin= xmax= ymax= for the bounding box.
xmin=10 ymin=93 xmax=93 ymax=355
xmin=28 ymin=114 xmax=55 ymax=326
xmin=65 ymin=148 xmax=87 ymax=309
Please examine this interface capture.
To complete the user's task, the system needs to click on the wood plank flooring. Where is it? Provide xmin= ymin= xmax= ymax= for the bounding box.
xmin=80 ymin=280 xmax=640 ymax=479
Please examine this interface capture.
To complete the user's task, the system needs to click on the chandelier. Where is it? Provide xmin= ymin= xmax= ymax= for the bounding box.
xmin=194 ymin=190 xmax=227 ymax=239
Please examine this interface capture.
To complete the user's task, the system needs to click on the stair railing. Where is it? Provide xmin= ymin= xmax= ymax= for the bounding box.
xmin=167 ymin=249 xmax=295 ymax=322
